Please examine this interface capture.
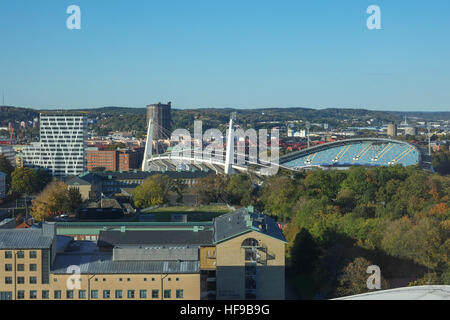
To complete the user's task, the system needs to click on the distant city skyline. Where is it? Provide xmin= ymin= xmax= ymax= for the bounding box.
xmin=1 ymin=0 xmax=450 ymax=112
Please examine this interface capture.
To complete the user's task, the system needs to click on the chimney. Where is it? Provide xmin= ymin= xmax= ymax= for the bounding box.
xmin=42 ymin=222 xmax=56 ymax=239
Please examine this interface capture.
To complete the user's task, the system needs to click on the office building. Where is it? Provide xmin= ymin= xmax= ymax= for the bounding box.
xmin=22 ymin=113 xmax=87 ymax=177
xmin=0 ymin=145 xmax=15 ymax=167
xmin=86 ymin=148 xmax=144 ymax=172
xmin=0 ymin=208 xmax=286 ymax=300
xmin=146 ymin=102 xmax=172 ymax=140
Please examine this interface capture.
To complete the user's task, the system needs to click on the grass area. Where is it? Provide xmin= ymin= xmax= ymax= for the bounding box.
xmin=142 ymin=205 xmax=231 ymax=222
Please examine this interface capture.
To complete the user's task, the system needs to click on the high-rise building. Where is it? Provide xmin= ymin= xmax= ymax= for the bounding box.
xmin=387 ymin=123 xmax=397 ymax=137
xmin=22 ymin=113 xmax=87 ymax=177
xmin=146 ymin=102 xmax=172 ymax=140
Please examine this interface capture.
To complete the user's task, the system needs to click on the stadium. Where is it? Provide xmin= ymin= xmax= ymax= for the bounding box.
xmin=279 ymin=138 xmax=427 ymax=170
xmin=142 ymin=116 xmax=431 ymax=175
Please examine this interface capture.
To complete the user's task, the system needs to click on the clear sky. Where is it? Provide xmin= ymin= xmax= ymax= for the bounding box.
xmin=0 ymin=0 xmax=449 ymax=111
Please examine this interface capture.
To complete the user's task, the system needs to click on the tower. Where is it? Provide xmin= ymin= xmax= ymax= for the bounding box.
xmin=146 ymin=102 xmax=171 ymax=140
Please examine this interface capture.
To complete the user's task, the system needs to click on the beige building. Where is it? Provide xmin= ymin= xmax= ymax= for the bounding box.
xmin=0 ymin=208 xmax=286 ymax=300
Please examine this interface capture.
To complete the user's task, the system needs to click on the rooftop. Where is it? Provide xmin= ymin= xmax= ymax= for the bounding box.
xmin=0 ymin=229 xmax=52 ymax=249
xmin=97 ymin=229 xmax=214 ymax=248
xmin=213 ymin=208 xmax=286 ymax=244
xmin=52 ymin=252 xmax=200 ymax=274
xmin=334 ymin=286 xmax=450 ymax=300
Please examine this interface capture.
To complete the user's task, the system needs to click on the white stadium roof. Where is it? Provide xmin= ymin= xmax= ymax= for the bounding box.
xmin=334 ymin=286 xmax=450 ymax=300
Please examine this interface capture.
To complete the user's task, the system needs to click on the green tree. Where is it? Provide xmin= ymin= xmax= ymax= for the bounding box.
xmin=67 ymin=187 xmax=83 ymax=212
xmin=226 ymin=174 xmax=253 ymax=206
xmin=11 ymin=167 xmax=35 ymax=195
xmin=290 ymin=229 xmax=319 ymax=274
xmin=32 ymin=169 xmax=52 ymax=193
xmin=432 ymin=145 xmax=450 ymax=175
xmin=0 ymin=154 xmax=14 ymax=187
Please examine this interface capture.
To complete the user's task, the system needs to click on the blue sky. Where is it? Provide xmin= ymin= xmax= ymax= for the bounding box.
xmin=0 ymin=0 xmax=449 ymax=111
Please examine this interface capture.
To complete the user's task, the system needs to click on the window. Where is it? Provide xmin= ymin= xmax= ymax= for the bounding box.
xmin=115 ymin=290 xmax=122 ymax=299
xmin=17 ymin=291 xmax=25 ymax=299
xmin=79 ymin=290 xmax=86 ymax=299
xmin=152 ymin=290 xmax=159 ymax=299
xmin=4 ymin=251 xmax=12 ymax=259
xmin=29 ymin=251 xmax=37 ymax=259
xmin=30 ymin=264 xmax=37 ymax=272
xmin=30 ymin=276 xmax=37 ymax=284
xmin=176 ymin=290 xmax=184 ymax=299
xmin=30 ymin=291 xmax=37 ymax=299
xmin=91 ymin=290 xmax=98 ymax=299
xmin=5 ymin=264 xmax=12 ymax=272
xmin=66 ymin=290 xmax=74 ymax=299
xmin=42 ymin=290 xmax=49 ymax=299
xmin=127 ymin=290 xmax=134 ymax=299
xmin=17 ymin=264 xmax=24 ymax=271
xmin=164 ymin=290 xmax=171 ymax=299
xmin=140 ymin=290 xmax=147 ymax=299
xmin=242 ymin=238 xmax=259 ymax=247
xmin=103 ymin=290 xmax=110 ymax=299
xmin=5 ymin=277 xmax=12 ymax=284
xmin=54 ymin=290 xmax=61 ymax=299
xmin=17 ymin=251 xmax=24 ymax=259
xmin=17 ymin=277 xmax=24 ymax=284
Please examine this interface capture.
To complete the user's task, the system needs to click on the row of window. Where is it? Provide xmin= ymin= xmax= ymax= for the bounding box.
xmin=4 ymin=264 xmax=37 ymax=271
xmin=3 ymin=251 xmax=37 ymax=259
xmin=15 ymin=289 xmax=184 ymax=299
xmin=4 ymin=276 xmax=38 ymax=284
xmin=64 ymin=276 xmax=181 ymax=283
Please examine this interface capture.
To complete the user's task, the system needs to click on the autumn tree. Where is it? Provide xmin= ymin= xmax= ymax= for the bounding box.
xmin=193 ymin=174 xmax=229 ymax=205
xmin=31 ymin=181 xmax=67 ymax=221
xmin=336 ymin=257 xmax=389 ymax=297
xmin=133 ymin=174 xmax=171 ymax=208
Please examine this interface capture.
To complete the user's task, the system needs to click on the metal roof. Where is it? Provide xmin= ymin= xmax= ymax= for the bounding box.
xmin=113 ymin=246 xmax=199 ymax=261
xmin=213 ymin=208 xmax=286 ymax=244
xmin=0 ymin=229 xmax=53 ymax=249
xmin=51 ymin=252 xmax=200 ymax=274
xmin=97 ymin=229 xmax=214 ymax=248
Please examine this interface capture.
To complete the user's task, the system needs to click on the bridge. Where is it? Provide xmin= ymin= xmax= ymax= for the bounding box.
xmin=141 ymin=115 xmax=429 ymax=176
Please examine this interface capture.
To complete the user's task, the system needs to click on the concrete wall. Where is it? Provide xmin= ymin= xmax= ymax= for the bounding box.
xmin=215 ymin=231 xmax=285 ymax=300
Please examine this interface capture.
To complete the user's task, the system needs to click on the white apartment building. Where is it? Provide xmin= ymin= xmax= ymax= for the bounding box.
xmin=22 ymin=113 xmax=87 ymax=177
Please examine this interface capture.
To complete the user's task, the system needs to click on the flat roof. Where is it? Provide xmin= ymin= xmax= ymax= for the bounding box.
xmin=52 ymin=252 xmax=200 ymax=274
xmin=98 ymin=229 xmax=214 ymax=248
xmin=333 ymin=286 xmax=450 ymax=300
